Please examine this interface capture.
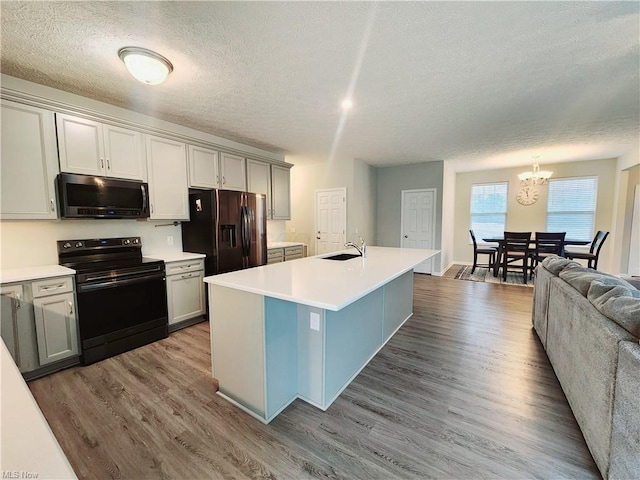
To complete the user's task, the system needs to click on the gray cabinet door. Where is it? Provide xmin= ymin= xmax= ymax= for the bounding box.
xmin=1 ymin=101 xmax=59 ymax=219
xmin=33 ymin=292 xmax=79 ymax=366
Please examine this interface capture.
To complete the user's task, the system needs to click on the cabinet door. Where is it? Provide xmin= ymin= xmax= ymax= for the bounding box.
xmin=188 ymin=145 xmax=219 ymax=188
xmin=247 ymin=159 xmax=272 ymax=218
xmin=33 ymin=292 xmax=79 ymax=366
xmin=271 ymin=165 xmax=291 ymax=220
xmin=1 ymin=101 xmax=59 ymax=219
xmin=220 ymin=153 xmax=247 ymax=191
xmin=103 ymin=124 xmax=146 ymax=180
xmin=166 ymin=271 xmax=205 ymax=325
xmin=56 ymin=113 xmax=105 ymax=176
xmin=1 ymin=285 xmax=23 ymax=366
xmin=145 ymin=135 xmax=189 ymax=220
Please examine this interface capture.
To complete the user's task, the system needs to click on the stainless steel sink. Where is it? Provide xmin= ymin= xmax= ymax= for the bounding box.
xmin=323 ymin=253 xmax=361 ymax=261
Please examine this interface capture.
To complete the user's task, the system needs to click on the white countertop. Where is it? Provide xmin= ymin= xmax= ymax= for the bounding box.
xmin=267 ymin=241 xmax=305 ymax=249
xmin=145 ymin=251 xmax=206 ymax=263
xmin=204 ymin=246 xmax=439 ymax=311
xmin=1 ymin=340 xmax=77 ymax=479
xmin=0 ymin=265 xmax=76 ymax=284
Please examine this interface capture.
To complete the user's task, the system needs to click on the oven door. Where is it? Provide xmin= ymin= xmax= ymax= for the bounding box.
xmin=76 ymin=270 xmax=167 ymax=364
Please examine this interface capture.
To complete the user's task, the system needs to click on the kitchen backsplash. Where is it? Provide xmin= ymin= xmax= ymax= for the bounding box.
xmin=0 ymin=219 xmax=290 ymax=270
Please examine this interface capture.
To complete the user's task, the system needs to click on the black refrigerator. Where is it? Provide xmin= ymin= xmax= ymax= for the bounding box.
xmin=182 ymin=190 xmax=267 ymax=275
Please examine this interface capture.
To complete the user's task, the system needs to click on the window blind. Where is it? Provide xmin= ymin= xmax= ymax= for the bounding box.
xmin=546 ymin=176 xmax=597 ymax=241
xmin=470 ymin=182 xmax=508 ymax=241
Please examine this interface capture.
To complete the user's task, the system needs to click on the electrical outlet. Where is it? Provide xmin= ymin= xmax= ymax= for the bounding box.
xmin=167 ymin=235 xmax=174 ymax=246
xmin=310 ymin=312 xmax=320 ymax=331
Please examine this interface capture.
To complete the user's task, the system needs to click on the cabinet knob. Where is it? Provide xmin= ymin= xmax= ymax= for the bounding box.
xmin=68 ymin=301 xmax=73 ymax=315
xmin=50 ymin=199 xmax=55 ymax=211
xmin=222 ymin=176 xmax=226 ymax=185
xmin=100 ymin=158 xmax=104 ymax=169
xmin=106 ymin=159 xmax=111 ymax=170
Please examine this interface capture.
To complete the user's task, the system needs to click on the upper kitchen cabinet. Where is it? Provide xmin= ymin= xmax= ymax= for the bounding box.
xmin=188 ymin=147 xmax=246 ymax=191
xmin=1 ymin=100 xmax=59 ymax=219
xmin=188 ymin=145 xmax=219 ymax=189
xmin=271 ymin=164 xmax=291 ymax=220
xmin=56 ymin=113 xmax=146 ymax=181
xmin=219 ymin=153 xmax=246 ymax=191
xmin=145 ymin=135 xmax=189 ymax=220
xmin=247 ymin=159 xmax=291 ymax=220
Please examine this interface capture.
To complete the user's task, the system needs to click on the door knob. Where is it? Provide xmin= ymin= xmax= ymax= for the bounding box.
xmin=404 ymin=235 xmax=408 ymax=238
xmin=316 ymin=236 xmax=321 ymax=240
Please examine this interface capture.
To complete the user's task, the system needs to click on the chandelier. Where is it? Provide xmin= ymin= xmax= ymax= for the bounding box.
xmin=518 ymin=163 xmax=553 ymax=186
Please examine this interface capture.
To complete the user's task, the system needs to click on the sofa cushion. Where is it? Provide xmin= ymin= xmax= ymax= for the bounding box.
xmin=559 ymin=266 xmax=632 ymax=297
xmin=540 ymin=256 xmax=581 ymax=275
xmin=587 ymin=278 xmax=640 ymax=338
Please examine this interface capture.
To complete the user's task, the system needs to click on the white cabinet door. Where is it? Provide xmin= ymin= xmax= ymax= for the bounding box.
xmin=33 ymin=292 xmax=79 ymax=366
xmin=271 ymin=165 xmax=291 ymax=220
xmin=103 ymin=124 xmax=146 ymax=180
xmin=188 ymin=145 xmax=219 ymax=188
xmin=146 ymin=135 xmax=189 ymax=220
xmin=247 ymin=159 xmax=272 ymax=217
xmin=1 ymin=101 xmax=59 ymax=219
xmin=220 ymin=153 xmax=246 ymax=191
xmin=56 ymin=113 xmax=105 ymax=176
xmin=166 ymin=271 xmax=205 ymax=325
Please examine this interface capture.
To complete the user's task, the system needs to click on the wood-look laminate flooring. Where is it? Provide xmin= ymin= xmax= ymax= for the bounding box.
xmin=28 ymin=270 xmax=600 ymax=479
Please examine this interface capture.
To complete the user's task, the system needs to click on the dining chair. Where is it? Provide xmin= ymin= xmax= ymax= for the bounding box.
xmin=565 ymin=231 xmax=609 ymax=270
xmin=469 ymin=230 xmax=497 ymax=273
xmin=502 ymin=232 xmax=532 ymax=284
xmin=529 ymin=232 xmax=566 ymax=278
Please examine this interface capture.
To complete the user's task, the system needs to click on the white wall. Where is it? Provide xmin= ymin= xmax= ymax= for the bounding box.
xmin=611 ymin=147 xmax=640 ymax=273
xmin=286 ymin=154 xmax=377 ymax=256
xmin=453 ymin=158 xmax=618 ymax=272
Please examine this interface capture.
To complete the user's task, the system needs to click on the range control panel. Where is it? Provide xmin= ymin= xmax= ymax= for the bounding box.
xmin=57 ymin=237 xmax=141 ymax=252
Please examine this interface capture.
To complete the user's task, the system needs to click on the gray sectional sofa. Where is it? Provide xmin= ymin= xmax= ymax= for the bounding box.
xmin=532 ymin=256 xmax=640 ymax=479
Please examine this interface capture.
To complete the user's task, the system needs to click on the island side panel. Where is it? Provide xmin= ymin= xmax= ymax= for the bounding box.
xmin=264 ymin=297 xmax=298 ymax=420
xmin=324 ymin=288 xmax=384 ymax=408
xmin=296 ymin=305 xmax=325 ymax=407
xmin=209 ymin=285 xmax=266 ymax=418
xmin=383 ymin=271 xmax=414 ymax=342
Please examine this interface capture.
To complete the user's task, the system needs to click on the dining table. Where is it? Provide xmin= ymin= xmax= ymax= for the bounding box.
xmin=482 ymin=236 xmax=590 ymax=277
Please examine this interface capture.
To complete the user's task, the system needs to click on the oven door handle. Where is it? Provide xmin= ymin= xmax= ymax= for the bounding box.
xmin=78 ymin=273 xmax=165 ymax=292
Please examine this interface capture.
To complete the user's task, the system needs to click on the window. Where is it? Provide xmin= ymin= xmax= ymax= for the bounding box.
xmin=470 ymin=182 xmax=508 ymax=241
xmin=546 ymin=176 xmax=597 ymax=241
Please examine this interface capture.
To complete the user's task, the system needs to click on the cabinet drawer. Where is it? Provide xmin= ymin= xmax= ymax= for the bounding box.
xmin=267 ymin=257 xmax=284 ymax=265
xmin=267 ymin=248 xmax=284 ymax=259
xmin=284 ymin=245 xmax=303 ymax=256
xmin=166 ymin=259 xmax=204 ymax=275
xmin=31 ymin=276 xmax=73 ymax=298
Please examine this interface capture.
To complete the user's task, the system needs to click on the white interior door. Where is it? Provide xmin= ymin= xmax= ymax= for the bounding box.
xmin=401 ymin=189 xmax=436 ymax=274
xmin=315 ymin=188 xmax=346 ymax=255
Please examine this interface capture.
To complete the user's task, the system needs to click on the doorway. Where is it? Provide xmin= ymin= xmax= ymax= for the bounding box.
xmin=315 ymin=188 xmax=346 ymax=255
xmin=401 ymin=189 xmax=436 ymax=274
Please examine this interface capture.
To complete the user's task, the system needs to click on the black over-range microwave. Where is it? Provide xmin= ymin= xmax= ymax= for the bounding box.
xmin=57 ymin=173 xmax=150 ymax=219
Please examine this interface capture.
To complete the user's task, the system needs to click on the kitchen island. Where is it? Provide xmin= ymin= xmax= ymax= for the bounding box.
xmin=204 ymin=246 xmax=439 ymax=423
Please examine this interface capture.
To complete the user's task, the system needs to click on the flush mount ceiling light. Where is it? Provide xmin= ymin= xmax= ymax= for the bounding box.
xmin=118 ymin=47 xmax=173 ymax=85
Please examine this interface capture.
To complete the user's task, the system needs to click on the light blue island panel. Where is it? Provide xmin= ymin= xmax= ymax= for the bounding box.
xmin=325 ymin=288 xmax=384 ymax=406
xmin=264 ymin=297 xmax=298 ymax=420
xmin=296 ymin=305 xmax=325 ymax=407
xmin=383 ymin=271 xmax=414 ymax=342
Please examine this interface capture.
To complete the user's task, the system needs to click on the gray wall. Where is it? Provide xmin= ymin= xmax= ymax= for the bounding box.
xmin=376 ymin=161 xmax=444 ymax=272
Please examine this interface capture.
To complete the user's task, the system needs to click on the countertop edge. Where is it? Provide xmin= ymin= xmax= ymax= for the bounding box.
xmin=0 ymin=265 xmax=76 ymax=284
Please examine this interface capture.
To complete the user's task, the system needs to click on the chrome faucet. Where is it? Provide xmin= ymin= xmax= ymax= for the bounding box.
xmin=345 ymin=236 xmax=367 ymax=257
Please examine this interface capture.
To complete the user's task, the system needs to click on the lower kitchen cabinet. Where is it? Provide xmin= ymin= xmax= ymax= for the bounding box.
xmin=1 ymin=275 xmax=80 ymax=379
xmin=267 ymin=244 xmax=305 ymax=264
xmin=165 ymin=258 xmax=206 ymax=332
xmin=33 ymin=292 xmax=79 ymax=366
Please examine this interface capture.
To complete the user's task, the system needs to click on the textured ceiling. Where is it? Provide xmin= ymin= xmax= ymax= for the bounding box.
xmin=1 ymin=1 xmax=638 ymax=171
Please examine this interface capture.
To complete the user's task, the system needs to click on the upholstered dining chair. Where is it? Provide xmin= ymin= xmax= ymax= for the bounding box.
xmin=469 ymin=230 xmax=497 ymax=273
xmin=502 ymin=231 xmax=532 ymax=284
xmin=529 ymin=231 xmax=566 ymax=278
xmin=565 ymin=230 xmax=609 ymax=270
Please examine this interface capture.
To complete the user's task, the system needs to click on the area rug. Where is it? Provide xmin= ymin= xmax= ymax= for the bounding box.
xmin=454 ymin=266 xmax=534 ymax=287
